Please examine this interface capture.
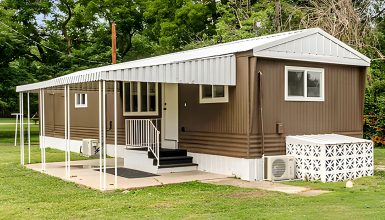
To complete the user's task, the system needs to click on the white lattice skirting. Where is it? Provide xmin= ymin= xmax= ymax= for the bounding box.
xmin=286 ymin=134 xmax=374 ymax=182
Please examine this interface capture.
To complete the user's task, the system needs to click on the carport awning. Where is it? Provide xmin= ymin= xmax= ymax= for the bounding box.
xmin=16 ymin=54 xmax=236 ymax=92
xmin=17 ymin=28 xmax=371 ymax=92
xmin=16 ymin=28 xmax=307 ymax=92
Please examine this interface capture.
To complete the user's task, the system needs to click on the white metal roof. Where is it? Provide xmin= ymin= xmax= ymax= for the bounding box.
xmin=16 ymin=28 xmax=370 ymax=92
xmin=287 ymin=134 xmax=372 ymax=145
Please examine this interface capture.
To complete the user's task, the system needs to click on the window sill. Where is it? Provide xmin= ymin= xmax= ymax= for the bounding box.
xmin=285 ymin=97 xmax=324 ymax=102
xmin=123 ymin=112 xmax=159 ymax=117
xmin=75 ymin=105 xmax=88 ymax=108
xmin=199 ymin=97 xmax=229 ymax=104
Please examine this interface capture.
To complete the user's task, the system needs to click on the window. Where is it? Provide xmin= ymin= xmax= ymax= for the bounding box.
xmin=75 ymin=93 xmax=87 ymax=108
xmin=123 ymin=82 xmax=158 ymax=116
xmin=199 ymin=85 xmax=229 ymax=104
xmin=285 ymin=66 xmax=324 ymax=101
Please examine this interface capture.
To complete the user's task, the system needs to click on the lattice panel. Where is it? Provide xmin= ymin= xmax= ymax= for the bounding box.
xmin=286 ymin=141 xmax=374 ymax=182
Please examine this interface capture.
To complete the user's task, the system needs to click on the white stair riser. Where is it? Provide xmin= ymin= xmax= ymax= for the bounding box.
xmin=124 ymin=149 xmax=197 ymax=174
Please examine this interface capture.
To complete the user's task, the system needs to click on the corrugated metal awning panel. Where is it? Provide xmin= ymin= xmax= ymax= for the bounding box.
xmin=16 ymin=55 xmax=236 ymax=92
xmin=107 ymin=55 xmax=236 ymax=85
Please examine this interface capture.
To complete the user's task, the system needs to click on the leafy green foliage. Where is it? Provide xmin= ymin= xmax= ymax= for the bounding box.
xmin=1 ymin=0 xmax=385 ymax=142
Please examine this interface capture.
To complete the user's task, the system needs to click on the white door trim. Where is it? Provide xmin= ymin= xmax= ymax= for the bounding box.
xmin=161 ymin=83 xmax=179 ymax=149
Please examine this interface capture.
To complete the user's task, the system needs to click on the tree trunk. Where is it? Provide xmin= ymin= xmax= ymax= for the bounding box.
xmin=274 ymin=0 xmax=282 ymax=32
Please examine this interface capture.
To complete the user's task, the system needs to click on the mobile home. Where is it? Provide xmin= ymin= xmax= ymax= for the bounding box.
xmin=16 ymin=28 xmax=370 ymax=181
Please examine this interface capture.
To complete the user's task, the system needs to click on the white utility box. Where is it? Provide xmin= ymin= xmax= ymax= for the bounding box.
xmin=286 ymin=134 xmax=373 ymax=182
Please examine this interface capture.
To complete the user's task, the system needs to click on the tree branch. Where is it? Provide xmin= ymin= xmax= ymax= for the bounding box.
xmin=61 ymin=1 xmax=73 ymax=54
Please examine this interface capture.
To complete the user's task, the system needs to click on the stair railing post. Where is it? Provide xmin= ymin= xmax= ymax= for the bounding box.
xmin=147 ymin=120 xmax=150 ymax=152
xmin=157 ymin=131 xmax=160 ymax=166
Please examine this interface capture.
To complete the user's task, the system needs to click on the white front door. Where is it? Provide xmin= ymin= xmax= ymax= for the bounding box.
xmin=161 ymin=83 xmax=179 ymax=149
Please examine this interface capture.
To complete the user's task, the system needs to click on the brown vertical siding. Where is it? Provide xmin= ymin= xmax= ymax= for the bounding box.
xmin=43 ymin=83 xmax=161 ymax=146
xmin=250 ymin=58 xmax=366 ymax=157
xmin=42 ymin=56 xmax=366 ymax=159
xmin=178 ymin=55 xmax=253 ymax=158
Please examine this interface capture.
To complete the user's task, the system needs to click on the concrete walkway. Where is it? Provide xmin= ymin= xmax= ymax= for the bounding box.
xmin=26 ymin=159 xmax=227 ymax=191
xmin=201 ymin=178 xmax=330 ymax=196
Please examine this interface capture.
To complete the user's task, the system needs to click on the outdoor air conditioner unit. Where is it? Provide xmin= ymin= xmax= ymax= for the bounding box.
xmin=264 ymin=155 xmax=295 ymax=181
xmin=82 ymin=139 xmax=99 ymax=157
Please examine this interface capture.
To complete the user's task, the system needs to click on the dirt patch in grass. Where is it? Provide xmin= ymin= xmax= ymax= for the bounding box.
xmin=226 ymin=190 xmax=267 ymax=199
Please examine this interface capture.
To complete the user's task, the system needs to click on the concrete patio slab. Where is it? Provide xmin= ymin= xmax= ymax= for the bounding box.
xmin=26 ymin=159 xmax=228 ymax=191
xmin=201 ymin=178 xmax=330 ymax=196
xmin=26 ymin=159 xmax=330 ymax=196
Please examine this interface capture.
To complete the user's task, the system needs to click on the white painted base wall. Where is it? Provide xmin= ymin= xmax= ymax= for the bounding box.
xmin=41 ymin=136 xmax=126 ymax=158
xmin=40 ymin=136 xmax=263 ymax=180
xmin=124 ymin=149 xmax=158 ymax=173
xmin=188 ymin=152 xmax=264 ymax=181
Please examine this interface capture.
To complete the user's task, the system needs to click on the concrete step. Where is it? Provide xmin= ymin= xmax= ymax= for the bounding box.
xmin=157 ymin=163 xmax=198 ymax=173
xmin=148 ymin=148 xmax=187 ymax=158
xmin=154 ymin=155 xmax=193 ymax=166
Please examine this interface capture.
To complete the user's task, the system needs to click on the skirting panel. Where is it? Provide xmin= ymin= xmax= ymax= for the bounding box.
xmin=188 ymin=152 xmax=263 ymax=181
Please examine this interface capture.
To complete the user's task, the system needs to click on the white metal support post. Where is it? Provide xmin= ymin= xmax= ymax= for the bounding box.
xmin=27 ymin=92 xmax=30 ymax=164
xmin=64 ymin=85 xmax=68 ymax=178
xmin=22 ymin=93 xmax=24 ymax=166
xmin=103 ymin=80 xmax=107 ymax=190
xmin=42 ymin=89 xmax=46 ymax=171
xmin=19 ymin=93 xmax=21 ymax=164
xmin=39 ymin=89 xmax=43 ymax=170
xmin=67 ymin=85 xmax=71 ymax=178
xmin=98 ymin=80 xmax=102 ymax=190
xmin=19 ymin=92 xmax=24 ymax=166
xmin=14 ymin=113 xmax=18 ymax=146
xmin=114 ymin=80 xmax=118 ymax=188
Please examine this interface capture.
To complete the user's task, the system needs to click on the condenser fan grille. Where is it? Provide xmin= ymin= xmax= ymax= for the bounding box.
xmin=272 ymin=159 xmax=286 ymax=178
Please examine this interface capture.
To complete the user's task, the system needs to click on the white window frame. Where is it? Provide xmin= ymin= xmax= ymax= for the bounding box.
xmin=199 ymin=85 xmax=229 ymax=104
xmin=75 ymin=93 xmax=88 ymax=108
xmin=285 ymin=66 xmax=325 ymax=102
xmin=123 ymin=82 xmax=159 ymax=116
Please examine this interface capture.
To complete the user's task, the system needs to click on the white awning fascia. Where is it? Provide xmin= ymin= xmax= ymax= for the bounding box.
xmin=16 ymin=54 xmax=236 ymax=92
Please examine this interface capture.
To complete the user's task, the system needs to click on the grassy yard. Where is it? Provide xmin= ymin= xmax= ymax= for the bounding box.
xmin=1 ymin=120 xmax=385 ymax=219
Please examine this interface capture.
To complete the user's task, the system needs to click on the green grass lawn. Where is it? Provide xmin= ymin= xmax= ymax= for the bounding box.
xmin=0 ymin=118 xmax=17 ymax=123
xmin=1 ymin=120 xmax=385 ymax=219
xmin=375 ymin=147 xmax=385 ymax=166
